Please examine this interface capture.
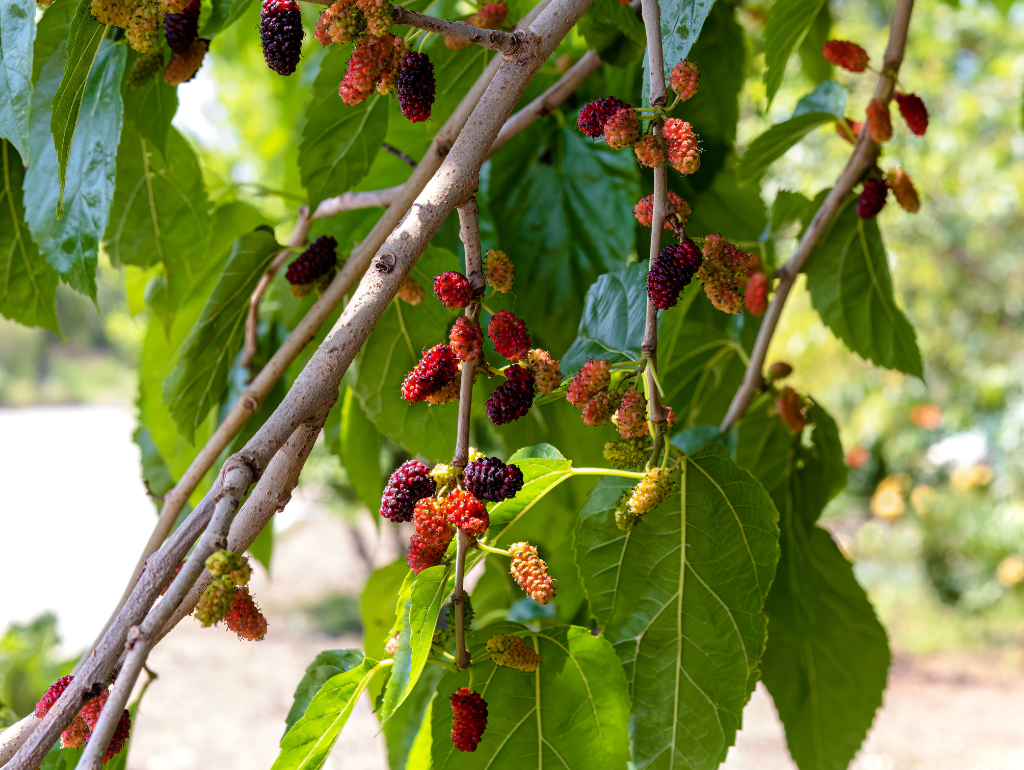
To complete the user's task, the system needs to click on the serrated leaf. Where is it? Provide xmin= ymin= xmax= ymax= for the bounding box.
xmin=300 ymin=47 xmax=388 ymax=212
xmin=797 ymin=2 xmax=832 ymax=84
xmin=284 ymin=649 xmax=367 ymax=736
xmin=642 ymin=0 xmax=715 ymax=96
xmin=162 ymin=226 xmax=280 ymax=442
xmin=24 ymin=40 xmax=125 ymax=301
xmin=803 ymin=194 xmax=923 ymax=376
xmin=770 ymin=189 xmax=812 ymax=236
xmin=763 ymin=0 xmax=827 ymax=105
xmin=0 ymin=140 xmax=60 ymax=331
xmin=577 ymin=0 xmax=646 ymax=69
xmin=33 ymin=0 xmax=76 ymax=83
xmin=574 ymin=443 xmax=780 ymax=770
xmin=335 ymin=386 xmax=383 ymax=514
xmin=384 ymin=665 xmax=443 ymax=770
xmin=430 ymin=623 xmax=631 ymax=770
xmin=561 ymin=262 xmax=649 ymax=374
xmin=792 ymin=80 xmax=845 ymax=119
xmin=273 ymin=656 xmax=384 ymax=770
xmin=50 ymin=0 xmax=106 ymax=216
xmin=122 ymin=49 xmax=178 ymax=155
xmin=736 ymin=112 xmax=834 ymax=184
xmin=0 ymin=0 xmax=36 ymax=161
xmin=361 ymin=558 xmax=410 ymax=662
xmin=352 ymin=247 xmax=461 ymax=463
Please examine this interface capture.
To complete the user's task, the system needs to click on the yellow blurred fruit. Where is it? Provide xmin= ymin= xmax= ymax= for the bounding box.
xmin=996 ymin=555 xmax=1024 ymax=587
xmin=950 ymin=464 xmax=993 ymax=491
xmin=871 ymin=477 xmax=905 ymax=521
xmin=910 ymin=484 xmax=937 ymax=517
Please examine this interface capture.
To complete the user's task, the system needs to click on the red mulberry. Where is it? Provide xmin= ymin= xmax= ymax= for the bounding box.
xmin=434 ymin=271 xmax=473 ymax=308
xmin=408 ymin=533 xmax=448 ymax=573
xmin=401 ymin=344 xmax=459 ymax=402
xmin=509 ymin=542 xmax=554 ymax=604
xmin=822 ymin=39 xmax=869 ymax=72
xmin=744 ymin=272 xmax=768 ymax=316
xmin=61 ymin=714 xmax=90 ymax=749
xmin=486 ymin=635 xmax=540 ymax=671
xmin=485 ymin=364 xmax=534 ymax=425
xmin=566 ymin=358 xmax=610 ymax=407
xmin=314 ymin=0 xmax=366 ymax=45
xmin=450 ymin=687 xmax=488 ymax=752
xmin=449 ymin=317 xmax=483 ymax=362
xmin=604 ymin=108 xmax=640 ymax=150
xmin=470 ymin=2 xmax=507 ymax=28
xmin=894 ymin=92 xmax=928 ymax=136
xmin=577 ymin=97 xmax=630 ymax=138
xmin=484 ymin=249 xmax=514 ymax=293
xmin=261 ymin=0 xmax=304 ymax=76
xmin=612 ymin=387 xmax=647 ymax=438
xmin=397 ymin=52 xmax=435 ymax=122
xmin=866 ymin=98 xmax=892 ymax=143
xmin=285 ymin=236 xmax=338 ymax=298
xmin=887 ymin=166 xmax=919 ymax=213
xmin=414 ymin=497 xmax=454 ymax=546
xmin=380 ymin=460 xmax=437 ymax=522
xmin=777 ymin=386 xmax=807 ymax=432
xmin=488 ymin=310 xmax=530 ymax=362
xmin=164 ymin=0 xmax=199 ymax=53
xmin=663 ymin=119 xmax=700 ymax=175
xmin=634 ymin=191 xmax=690 ymax=230
xmin=163 ymin=38 xmax=208 ymax=85
xmin=582 ymin=388 xmax=621 ymax=426
xmin=669 ymin=59 xmax=699 ymax=101
xmin=445 ymin=489 xmax=489 ymax=536
xmin=633 ymin=135 xmax=664 ymax=168
xmin=101 ymin=709 xmax=132 ymax=763
xmin=463 ymin=457 xmax=524 ymax=502
xmin=835 ymin=117 xmax=863 ymax=144
xmin=339 ymin=35 xmax=392 ymax=105
xmin=224 ymin=587 xmax=268 ymax=641
xmin=425 ymin=374 xmax=461 ymax=406
xmin=857 ymin=177 xmax=888 ymax=219
xmin=697 ymin=235 xmax=755 ymax=314
xmin=526 ymin=349 xmax=561 ymax=394
xmin=36 ymin=676 xmax=75 ymax=718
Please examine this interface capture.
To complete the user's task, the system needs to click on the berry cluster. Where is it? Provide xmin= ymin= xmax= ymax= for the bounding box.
xmin=615 ymin=467 xmax=675 ymax=531
xmin=486 ymin=364 xmax=535 ymax=425
xmin=634 ymin=191 xmax=691 ymax=234
xmin=225 ymin=586 xmax=268 ymax=641
xmin=339 ymin=35 xmax=405 ymax=105
xmin=286 ymin=236 xmax=339 ymax=298
xmin=397 ymin=52 xmax=436 ymax=122
xmin=435 ymin=271 xmax=474 ymax=308
xmin=193 ymin=550 xmax=268 ymax=639
xmin=525 ymin=349 xmax=562 ymax=395
xmin=576 ymin=97 xmax=630 ymax=138
xmin=663 ymin=119 xmax=701 ymax=175
xmin=445 ymin=488 xmax=490 ymax=537
xmin=488 ymin=310 xmax=530 ymax=362
xmin=401 ymin=344 xmax=459 ymax=402
xmin=159 ymin=0 xmax=208 ymax=83
xmin=380 ymin=460 xmax=437 ymax=522
xmin=485 ymin=249 xmax=514 ymax=293
xmin=261 ymin=0 xmax=304 ymax=75
xmin=486 ymin=634 xmax=541 ymax=671
xmin=449 ymin=316 xmax=483 ymax=362
xmin=603 ymin=437 xmax=651 ymax=469
xmin=163 ymin=38 xmax=209 ymax=85
xmin=509 ymin=542 xmax=555 ymax=604
xmin=36 ymin=677 xmax=132 ymax=762
xmin=697 ymin=235 xmax=757 ymax=314
xmin=91 ymin=0 xmax=161 ymax=53
xmin=857 ymin=167 xmax=920 ymax=219
xmin=647 ymin=239 xmax=702 ymax=310
xmin=446 ymin=2 xmax=509 ymax=50
xmin=450 ymin=687 xmax=488 ymax=752
xmin=669 ymin=59 xmax=699 ymax=102
xmin=463 ymin=457 xmax=524 ymax=502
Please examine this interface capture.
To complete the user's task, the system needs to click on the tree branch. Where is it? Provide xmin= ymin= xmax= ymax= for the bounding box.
xmin=718 ymin=0 xmax=915 ymax=432
xmin=392 ymin=5 xmax=520 ymax=53
xmin=381 ymin=143 xmax=417 ymax=168
xmin=310 ymin=185 xmax=405 ymax=219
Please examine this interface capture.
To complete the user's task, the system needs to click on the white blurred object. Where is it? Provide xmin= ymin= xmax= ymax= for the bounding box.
xmin=926 ymin=431 xmax=987 ymax=467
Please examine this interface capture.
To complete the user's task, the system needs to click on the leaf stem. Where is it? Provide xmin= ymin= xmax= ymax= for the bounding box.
xmin=571 ymin=467 xmax=647 ymax=480
xmin=474 ymin=541 xmax=511 ymax=557
xmin=428 ymin=657 xmax=460 ymax=673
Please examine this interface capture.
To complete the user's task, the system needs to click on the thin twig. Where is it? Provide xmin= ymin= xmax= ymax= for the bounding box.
xmin=718 ymin=0 xmax=915 ymax=432
xmin=392 ymin=5 xmax=522 ymax=53
xmin=381 ymin=143 xmax=418 ymax=168
xmin=310 ymin=185 xmax=405 ymax=219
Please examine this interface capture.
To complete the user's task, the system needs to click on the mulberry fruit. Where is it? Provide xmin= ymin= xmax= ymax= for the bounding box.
xmin=61 ymin=714 xmax=90 ymax=749
xmin=663 ymin=119 xmax=700 ymax=175
xmin=582 ymin=388 xmax=621 ymax=426
xmin=261 ymin=0 xmax=304 ymax=76
xmin=669 ymin=59 xmax=699 ymax=101
xmin=376 ymin=36 xmax=408 ymax=95
xmin=615 ymin=492 xmax=640 ymax=531
xmin=414 ymin=497 xmax=454 ymax=546
xmin=397 ymin=52 xmax=435 ymax=122
xmin=161 ymin=563 xmax=184 ymax=595
xmin=744 ymin=272 xmax=768 ymax=316
xmin=866 ymin=98 xmax=892 ymax=143
xmin=697 ymin=235 xmax=755 ymax=314
xmin=160 ymin=0 xmax=189 ymax=12
xmin=461 ymin=592 xmax=475 ymax=626
xmin=434 ymin=271 xmax=474 ymax=308
xmin=126 ymin=0 xmax=161 ymax=54
xmin=36 ymin=676 xmax=75 ymax=718
xmin=566 ymin=358 xmax=610 ymax=407
xmin=194 ymin=577 xmax=235 ymax=627
xmin=486 ymin=635 xmax=540 ymax=671
xmin=576 ymin=97 xmax=630 ymax=138
xmin=314 ymin=0 xmax=366 ymax=45
xmin=408 ymin=533 xmax=448 ymax=573
xmin=484 ymin=249 xmax=514 ymax=293
xmin=894 ymin=92 xmax=928 ymax=136
xmin=767 ymin=361 xmax=792 ymax=380
xmin=401 ymin=344 xmax=459 ymax=402
xmin=470 ymin=2 xmax=507 ymax=29
xmin=509 ymin=542 xmax=554 ymax=604
xmin=463 ymin=457 xmax=523 ymax=502
xmin=164 ymin=0 xmax=199 ymax=53
xmin=485 ymin=364 xmax=534 ymax=424
xmin=384 ymin=632 xmax=400 ymax=655
xmin=627 ymin=467 xmax=674 ymax=514
xmin=612 ymin=387 xmax=647 ymax=439
xmin=78 ymin=690 xmax=109 ymax=730
xmin=647 ymin=240 xmax=702 ymax=309
xmin=887 ymin=166 xmax=920 ymax=213
xmin=488 ymin=310 xmax=530 ymax=362
xmin=380 ymin=460 xmax=436 ymax=522
xmin=604 ymin=108 xmax=640 ymax=149
xmin=339 ymin=34 xmax=392 ymax=105
xmin=285 ymin=235 xmax=338 ymax=298
xmin=836 ymin=117 xmax=863 ymax=144
xmin=128 ymin=47 xmax=165 ymax=89
xmin=777 ymin=386 xmax=807 ymax=432
xmin=449 ymin=317 xmax=483 ymax=362
xmin=355 ymin=0 xmax=392 ymax=37
xmin=99 ymin=709 xmax=132 ymax=763
xmin=526 ymin=349 xmax=561 ymax=394
xmin=445 ymin=489 xmax=489 ymax=536
xmin=224 ymin=587 xmax=268 ymax=641
xmin=450 ymin=687 xmax=488 ymax=752
xmin=91 ymin=0 xmax=132 ymax=27
xmin=432 ymin=628 xmax=452 ymax=647
xmin=857 ymin=177 xmax=888 ymax=219
xmin=634 ymin=191 xmax=691 ymax=230
xmin=821 ymin=39 xmax=869 ymax=72
xmin=205 ymin=549 xmax=251 ymax=586
xmin=397 ymin=276 xmax=424 ymax=305
xmin=603 ymin=438 xmax=650 ymax=468
xmin=163 ymin=38 xmax=208 ymax=85
xmin=634 ymin=135 xmax=664 ymax=168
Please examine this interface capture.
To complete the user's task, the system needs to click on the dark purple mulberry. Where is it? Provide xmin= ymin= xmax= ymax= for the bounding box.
xmin=486 ymin=365 xmax=534 ymax=425
xmin=164 ymin=0 xmax=199 ymax=53
xmin=286 ymin=236 xmax=338 ymax=285
xmin=260 ymin=0 xmax=304 ymax=76
xmin=576 ymin=97 xmax=630 ymax=138
xmin=380 ymin=460 xmax=437 ymax=522
xmin=397 ymin=52 xmax=435 ymax=123
xmin=647 ymin=240 xmax=702 ymax=309
xmin=857 ymin=178 xmax=888 ymax=219
xmin=463 ymin=457 xmax=524 ymax=502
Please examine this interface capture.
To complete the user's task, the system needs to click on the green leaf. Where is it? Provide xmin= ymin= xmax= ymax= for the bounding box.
xmin=162 ymin=226 xmax=280 ymax=442
xmin=384 ymin=665 xmax=443 ymax=770
xmin=200 ymin=0 xmax=255 ymax=36
xmin=508 ymin=443 xmax=566 ymax=461
xmin=642 ymin=0 xmax=716 ymax=92
xmin=24 ymin=40 xmax=125 ymax=301
xmin=803 ymin=194 xmax=923 ymax=377
xmin=0 ymin=139 xmax=59 ymax=332
xmin=300 ymin=47 xmax=388 ymax=212
xmin=797 ymin=3 xmax=833 ymax=85
xmin=561 ymin=262 xmax=649 ymax=374
xmin=736 ymin=112 xmax=835 ymax=184
xmin=273 ymin=657 xmax=384 ymax=770
xmin=792 ymin=80 xmax=846 ymax=119
xmin=33 ymin=0 xmax=76 ymax=83
xmin=335 ymin=386 xmax=383 ymax=515
xmin=0 ymin=0 xmax=36 ymax=161
xmin=352 ymin=247 xmax=461 ymax=463
xmin=284 ymin=649 xmax=367 ymax=736
xmin=574 ymin=443 xmax=780 ymax=769
xmin=763 ymin=0 xmax=827 ymax=105
xmin=770 ymin=189 xmax=812 ymax=236
xmin=122 ymin=49 xmax=178 ymax=155
xmin=50 ymin=0 xmax=107 ymax=216
xmin=361 ymin=558 xmax=409 ymax=662
xmin=430 ymin=623 xmax=632 ymax=770
xmin=761 ymin=529 xmax=890 ymax=770
xmin=577 ymin=0 xmax=646 ymax=69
